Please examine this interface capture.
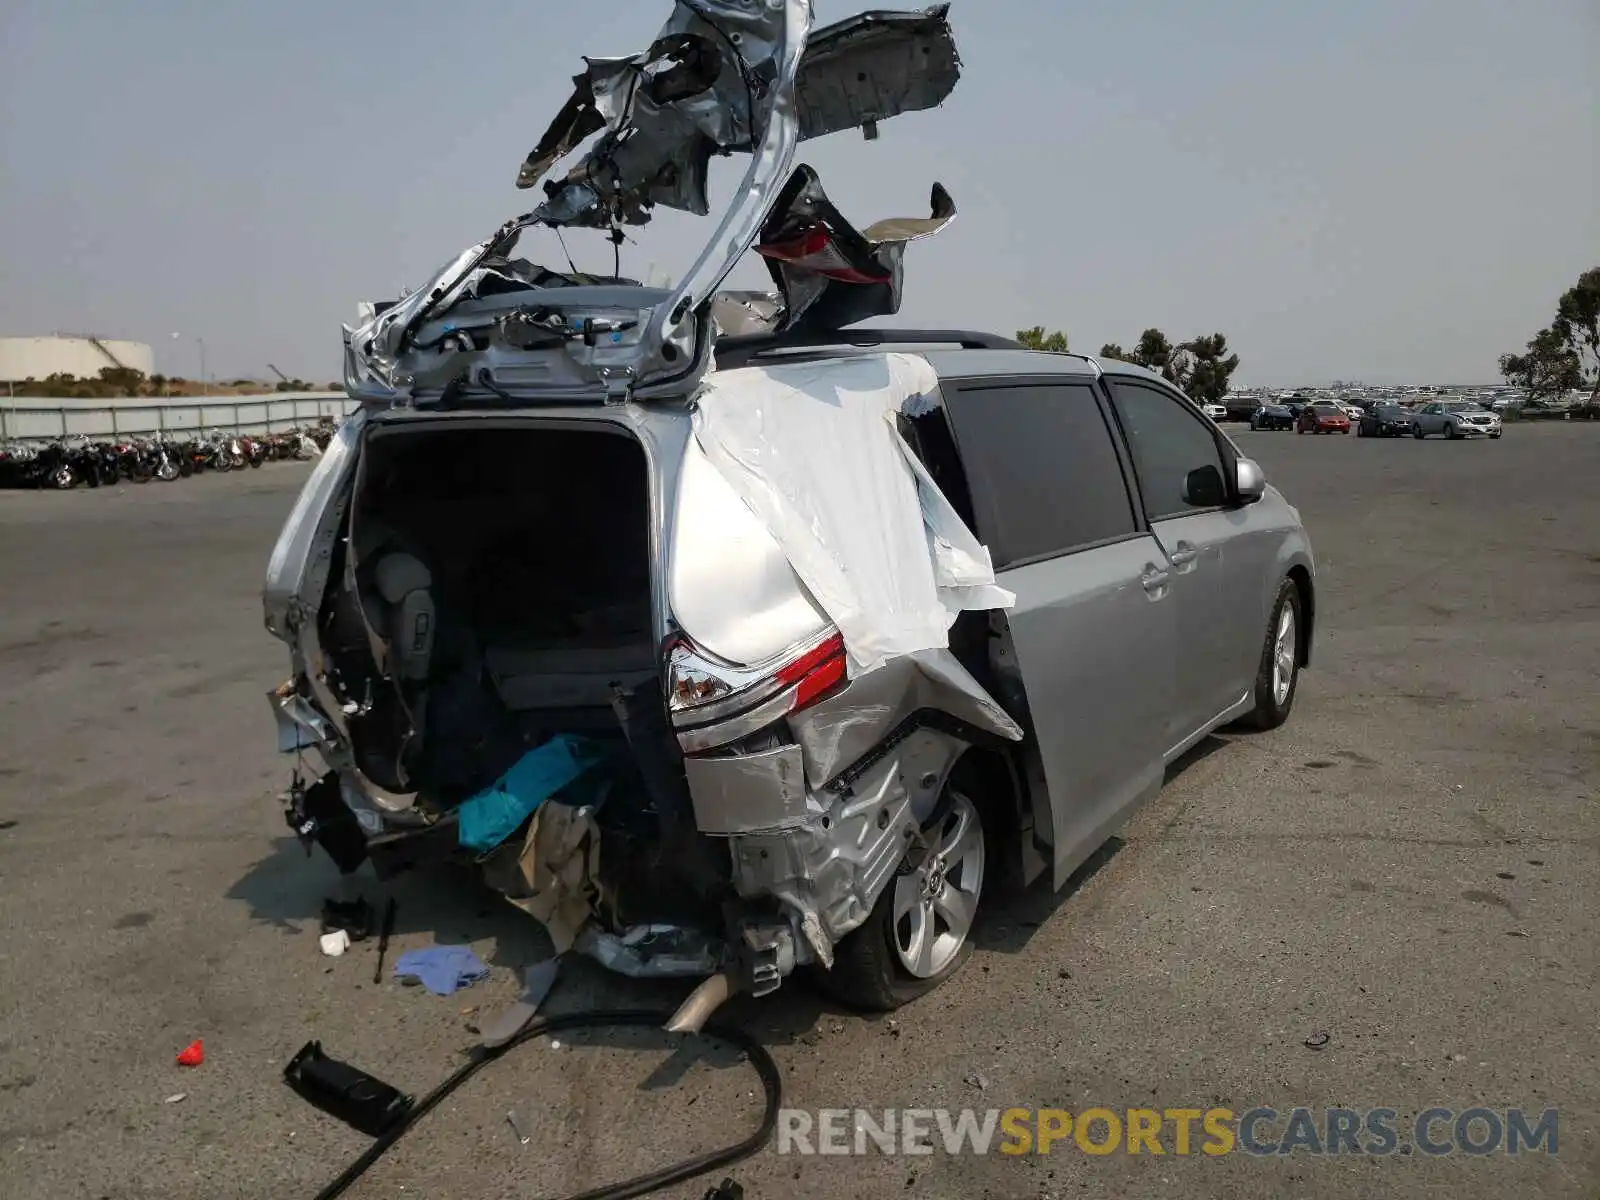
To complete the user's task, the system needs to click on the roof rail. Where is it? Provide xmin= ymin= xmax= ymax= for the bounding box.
xmin=714 ymin=327 xmax=1022 ymax=369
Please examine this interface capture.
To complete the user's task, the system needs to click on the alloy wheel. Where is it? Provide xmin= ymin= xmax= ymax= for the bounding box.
xmin=1272 ymin=605 xmax=1297 ymax=706
xmin=891 ymin=792 xmax=985 ymax=979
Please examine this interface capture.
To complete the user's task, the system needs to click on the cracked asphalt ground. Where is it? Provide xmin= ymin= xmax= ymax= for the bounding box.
xmin=0 ymin=421 xmax=1596 ymax=1199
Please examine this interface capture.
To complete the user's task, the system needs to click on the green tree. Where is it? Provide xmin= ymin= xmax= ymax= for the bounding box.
xmin=1098 ymin=329 xmax=1241 ymax=400
xmin=1132 ymin=329 xmax=1175 ymax=375
xmin=1182 ymin=333 xmax=1242 ymax=405
xmin=1499 ymin=326 xmax=1582 ymax=404
xmin=1553 ymin=266 xmax=1600 ymax=402
xmin=97 ymin=366 xmax=147 ymax=397
xmin=1015 ymin=326 xmax=1069 ymax=352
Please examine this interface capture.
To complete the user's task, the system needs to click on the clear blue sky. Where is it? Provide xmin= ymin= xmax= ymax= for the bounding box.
xmin=2 ymin=0 xmax=1595 ymax=385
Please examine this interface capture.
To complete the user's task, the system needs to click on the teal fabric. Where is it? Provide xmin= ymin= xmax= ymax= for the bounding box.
xmin=457 ymin=735 xmax=607 ymax=854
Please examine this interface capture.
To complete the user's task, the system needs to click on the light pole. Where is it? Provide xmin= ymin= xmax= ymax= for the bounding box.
xmin=170 ymin=332 xmax=206 ymax=386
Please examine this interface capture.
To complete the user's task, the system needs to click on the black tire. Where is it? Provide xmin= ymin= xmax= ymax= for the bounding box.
xmin=1240 ymin=578 xmax=1303 ymax=732
xmin=1412 ymin=426 xmax=1425 ymax=439
xmin=1445 ymin=424 xmax=1460 ymax=440
xmin=818 ymin=790 xmax=988 ymax=1012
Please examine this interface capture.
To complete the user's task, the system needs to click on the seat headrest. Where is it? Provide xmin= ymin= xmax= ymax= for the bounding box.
xmin=373 ymin=553 xmax=432 ymax=603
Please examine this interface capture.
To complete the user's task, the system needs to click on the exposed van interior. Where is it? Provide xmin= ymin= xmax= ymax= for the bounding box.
xmin=322 ymin=421 xmax=659 ymax=805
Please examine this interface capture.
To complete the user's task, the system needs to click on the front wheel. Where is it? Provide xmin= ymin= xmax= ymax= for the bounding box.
xmin=820 ymin=790 xmax=987 ymax=1011
xmin=1412 ymin=426 xmax=1425 ymax=439
xmin=1446 ymin=424 xmax=1460 ymax=440
xmin=1239 ymin=578 xmax=1302 ymax=731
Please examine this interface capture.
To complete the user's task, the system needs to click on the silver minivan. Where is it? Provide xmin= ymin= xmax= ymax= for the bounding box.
xmin=262 ymin=0 xmax=1316 ymax=1026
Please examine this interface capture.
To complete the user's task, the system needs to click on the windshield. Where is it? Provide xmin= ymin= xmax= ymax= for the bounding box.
xmin=1441 ymin=401 xmax=1481 ymax=412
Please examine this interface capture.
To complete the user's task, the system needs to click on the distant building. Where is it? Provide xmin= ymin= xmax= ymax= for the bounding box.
xmin=0 ymin=335 xmax=156 ymax=384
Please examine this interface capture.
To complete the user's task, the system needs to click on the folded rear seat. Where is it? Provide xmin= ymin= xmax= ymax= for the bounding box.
xmin=485 ymin=636 xmax=657 ymax=711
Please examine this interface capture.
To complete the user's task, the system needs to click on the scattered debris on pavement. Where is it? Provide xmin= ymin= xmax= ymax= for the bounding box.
xmin=320 ymin=929 xmax=351 ymax=957
xmin=1304 ymin=1032 xmax=1331 ymax=1050
xmin=372 ymin=897 xmax=397 ymax=983
xmin=392 ymin=946 xmax=490 ymax=995
xmin=321 ymin=897 xmax=374 ymax=941
xmin=507 ymin=1107 xmax=533 ymax=1146
xmin=175 ymin=1040 xmax=204 ymax=1067
xmin=283 ymin=1041 xmax=414 ymax=1138
xmin=163 ymin=1092 xmax=186 ymax=1104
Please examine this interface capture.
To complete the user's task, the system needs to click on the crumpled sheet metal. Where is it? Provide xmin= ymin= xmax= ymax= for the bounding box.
xmin=516 ymin=1 xmax=791 ymax=228
xmin=691 ymin=352 xmax=1015 ymax=676
xmin=788 ymin=647 xmax=1023 ymax=789
xmin=756 ymin=164 xmax=957 ymax=334
xmin=729 ymin=724 xmax=962 ymax=948
xmin=711 ymin=290 xmax=787 ymax=339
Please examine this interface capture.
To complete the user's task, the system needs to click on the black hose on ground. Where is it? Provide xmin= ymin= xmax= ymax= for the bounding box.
xmin=311 ymin=1009 xmax=781 ymax=1200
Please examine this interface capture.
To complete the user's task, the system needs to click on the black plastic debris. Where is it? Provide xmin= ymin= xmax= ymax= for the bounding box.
xmin=321 ymin=898 xmax=375 ymax=942
xmin=703 ymin=1180 xmax=744 ymax=1200
xmin=287 ymin=772 xmax=368 ymax=874
xmin=372 ymin=898 xmax=398 ymax=984
xmin=1304 ymin=1032 xmax=1331 ymax=1050
xmin=284 ymin=1041 xmax=414 ymax=1137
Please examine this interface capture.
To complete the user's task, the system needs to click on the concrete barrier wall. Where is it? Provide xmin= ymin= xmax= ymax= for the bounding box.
xmin=0 ymin=393 xmax=361 ymax=443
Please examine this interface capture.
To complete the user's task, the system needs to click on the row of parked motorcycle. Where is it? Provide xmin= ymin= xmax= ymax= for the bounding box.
xmin=0 ymin=422 xmax=338 ymax=490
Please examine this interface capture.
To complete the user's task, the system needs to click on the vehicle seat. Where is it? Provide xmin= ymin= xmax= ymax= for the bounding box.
xmin=369 ymin=552 xmax=436 ymax=682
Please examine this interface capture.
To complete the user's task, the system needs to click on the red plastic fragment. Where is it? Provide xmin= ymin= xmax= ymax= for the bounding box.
xmin=175 ymin=1040 xmax=204 ymax=1067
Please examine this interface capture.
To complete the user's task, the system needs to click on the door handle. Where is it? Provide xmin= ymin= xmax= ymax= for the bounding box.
xmin=1141 ymin=565 xmax=1170 ymax=594
xmin=1169 ymin=543 xmax=1198 ymax=568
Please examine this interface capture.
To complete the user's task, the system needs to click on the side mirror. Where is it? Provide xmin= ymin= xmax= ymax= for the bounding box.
xmin=1235 ymin=457 xmax=1267 ymax=504
xmin=1183 ymin=464 xmax=1227 ymax=508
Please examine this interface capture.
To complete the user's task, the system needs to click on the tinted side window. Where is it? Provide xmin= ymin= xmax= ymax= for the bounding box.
xmin=942 ymin=382 xmax=1138 ymax=567
xmin=1107 ymin=380 xmax=1229 ymax=521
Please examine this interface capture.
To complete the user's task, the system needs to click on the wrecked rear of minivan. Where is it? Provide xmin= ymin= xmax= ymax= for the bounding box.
xmin=263 ymin=0 xmax=1026 ymax=1019
xmin=264 ymin=354 xmax=1024 ymax=1019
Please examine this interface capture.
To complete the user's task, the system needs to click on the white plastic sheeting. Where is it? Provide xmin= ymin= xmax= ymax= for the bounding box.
xmin=691 ymin=353 xmax=1014 ymax=675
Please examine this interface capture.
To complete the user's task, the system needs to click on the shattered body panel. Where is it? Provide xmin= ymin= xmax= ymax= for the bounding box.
xmin=342 ymin=1 xmax=961 ymax=407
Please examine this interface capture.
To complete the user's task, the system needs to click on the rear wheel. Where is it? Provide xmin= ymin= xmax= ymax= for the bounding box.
xmin=1412 ymin=425 xmax=1425 ymax=439
xmin=1240 ymin=578 xmax=1302 ymax=731
xmin=820 ymin=789 xmax=987 ymax=1011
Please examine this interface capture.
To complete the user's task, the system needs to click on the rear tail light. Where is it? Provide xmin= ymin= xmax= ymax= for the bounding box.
xmin=666 ymin=629 xmax=848 ymax=753
xmin=755 ymin=224 xmax=891 ymax=286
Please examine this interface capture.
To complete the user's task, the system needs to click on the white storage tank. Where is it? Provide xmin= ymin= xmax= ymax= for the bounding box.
xmin=0 ymin=335 xmax=157 ymax=383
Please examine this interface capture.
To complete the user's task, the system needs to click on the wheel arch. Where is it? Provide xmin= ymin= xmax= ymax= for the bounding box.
xmin=1287 ymin=564 xmax=1314 ymax=668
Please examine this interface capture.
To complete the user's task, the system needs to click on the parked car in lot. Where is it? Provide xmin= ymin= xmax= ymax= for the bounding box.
xmin=1356 ymin=402 xmax=1417 ymax=438
xmin=1297 ymin=402 xmax=1351 ymax=434
xmin=1250 ymin=404 xmax=1295 ymax=431
xmin=1411 ymin=400 xmax=1502 ymax=439
xmin=1201 ymin=402 xmax=1228 ymax=421
xmin=260 ymin=0 xmax=1317 ymax=1023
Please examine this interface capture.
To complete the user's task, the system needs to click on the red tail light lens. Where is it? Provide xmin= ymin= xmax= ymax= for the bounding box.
xmin=666 ymin=629 xmax=848 ymax=753
xmin=755 ymin=225 xmax=891 ymax=285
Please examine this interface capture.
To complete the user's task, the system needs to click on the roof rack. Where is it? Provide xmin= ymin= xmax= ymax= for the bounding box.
xmin=714 ymin=328 xmax=1022 ymax=370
